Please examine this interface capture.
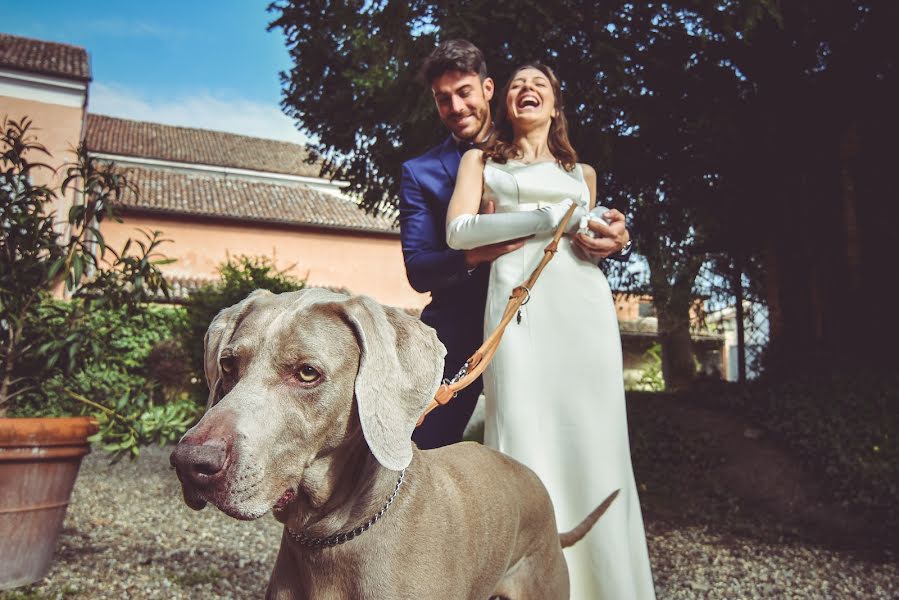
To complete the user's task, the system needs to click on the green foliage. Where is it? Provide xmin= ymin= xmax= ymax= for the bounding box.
xmin=0 ymin=116 xmax=196 ymax=458
xmin=268 ymin=0 xmax=779 ymax=386
xmin=691 ymin=372 xmax=899 ymax=526
xmin=632 ymin=344 xmax=665 ymax=392
xmin=84 ymin=388 xmax=201 ymax=460
xmin=145 ymin=338 xmax=194 ymax=396
xmin=269 ymin=0 xmax=773 ymax=215
xmin=271 ymin=0 xmax=899 ymax=377
xmin=13 ymin=301 xmax=187 ymax=413
xmin=184 ymin=255 xmax=306 ymax=378
xmin=627 ymin=392 xmax=729 ymax=518
xmin=11 ymin=300 xmax=199 ymax=459
xmin=1 ymin=116 xmax=172 ymax=415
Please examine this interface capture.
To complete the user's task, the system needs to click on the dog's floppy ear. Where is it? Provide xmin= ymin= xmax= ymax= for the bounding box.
xmin=203 ymin=289 xmax=273 ymax=407
xmin=339 ymin=295 xmax=446 ymax=471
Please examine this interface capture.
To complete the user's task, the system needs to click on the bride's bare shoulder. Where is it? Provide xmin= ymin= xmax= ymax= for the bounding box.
xmin=578 ymin=163 xmax=597 ymax=178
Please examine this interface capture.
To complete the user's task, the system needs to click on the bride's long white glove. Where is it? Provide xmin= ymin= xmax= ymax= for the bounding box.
xmin=446 ymin=199 xmax=584 ymax=250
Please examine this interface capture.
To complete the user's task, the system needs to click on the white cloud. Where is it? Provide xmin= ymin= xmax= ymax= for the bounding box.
xmin=76 ymin=18 xmax=188 ymax=39
xmin=88 ymin=82 xmax=309 ymax=145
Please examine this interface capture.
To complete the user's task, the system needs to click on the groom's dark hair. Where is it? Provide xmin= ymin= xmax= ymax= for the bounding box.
xmin=420 ymin=39 xmax=488 ymax=85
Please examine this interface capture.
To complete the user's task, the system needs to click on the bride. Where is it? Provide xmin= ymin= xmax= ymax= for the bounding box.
xmin=444 ymin=63 xmax=656 ymax=599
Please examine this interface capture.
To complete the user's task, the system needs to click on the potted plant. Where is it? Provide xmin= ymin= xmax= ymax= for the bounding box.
xmin=0 ymin=116 xmax=181 ymax=589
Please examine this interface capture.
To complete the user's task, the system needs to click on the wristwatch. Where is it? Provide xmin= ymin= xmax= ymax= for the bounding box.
xmin=618 ymin=239 xmax=633 ymax=255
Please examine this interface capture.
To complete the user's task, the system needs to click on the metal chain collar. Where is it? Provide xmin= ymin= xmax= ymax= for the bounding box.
xmin=442 ymin=361 xmax=470 ymax=400
xmin=286 ymin=468 xmax=406 ymax=549
xmin=445 ymin=361 xmax=470 ymax=387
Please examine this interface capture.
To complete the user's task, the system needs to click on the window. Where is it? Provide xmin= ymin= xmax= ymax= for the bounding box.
xmin=638 ymin=301 xmax=656 ymax=318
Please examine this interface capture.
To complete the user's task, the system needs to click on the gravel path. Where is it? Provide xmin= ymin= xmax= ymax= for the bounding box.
xmin=4 ymin=446 xmax=897 ymax=599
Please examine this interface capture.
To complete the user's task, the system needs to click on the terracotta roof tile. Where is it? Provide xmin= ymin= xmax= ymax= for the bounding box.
xmin=86 ymin=114 xmax=321 ymax=177
xmin=117 ymin=165 xmax=397 ymax=235
xmin=0 ymin=33 xmax=90 ymax=81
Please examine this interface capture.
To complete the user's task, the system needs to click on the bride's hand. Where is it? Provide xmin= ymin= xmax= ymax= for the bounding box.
xmin=574 ymin=209 xmax=630 ymax=259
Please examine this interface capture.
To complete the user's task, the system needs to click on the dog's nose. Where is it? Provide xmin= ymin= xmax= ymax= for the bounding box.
xmin=170 ymin=440 xmax=227 ymax=485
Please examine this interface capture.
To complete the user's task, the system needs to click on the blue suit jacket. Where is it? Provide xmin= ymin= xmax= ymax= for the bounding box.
xmin=399 ymin=136 xmax=487 ymax=358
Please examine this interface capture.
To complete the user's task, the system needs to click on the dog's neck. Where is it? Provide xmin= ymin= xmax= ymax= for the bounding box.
xmin=277 ymin=438 xmax=405 ymax=541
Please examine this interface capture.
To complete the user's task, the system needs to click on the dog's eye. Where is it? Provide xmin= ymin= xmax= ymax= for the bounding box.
xmin=220 ymin=356 xmax=236 ymax=375
xmin=295 ymin=365 xmax=320 ymax=383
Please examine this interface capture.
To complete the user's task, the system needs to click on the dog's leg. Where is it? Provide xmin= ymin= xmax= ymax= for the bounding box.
xmin=491 ymin=547 xmax=570 ymax=600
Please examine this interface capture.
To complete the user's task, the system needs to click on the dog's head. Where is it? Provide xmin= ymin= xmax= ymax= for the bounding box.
xmin=170 ymin=288 xmax=446 ymax=520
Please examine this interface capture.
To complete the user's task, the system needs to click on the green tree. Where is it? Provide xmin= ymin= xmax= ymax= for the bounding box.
xmin=718 ymin=0 xmax=899 ymax=369
xmin=269 ymin=0 xmax=776 ymax=388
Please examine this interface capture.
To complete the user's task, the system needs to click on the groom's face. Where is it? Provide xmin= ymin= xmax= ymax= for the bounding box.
xmin=431 ymin=70 xmax=494 ymax=142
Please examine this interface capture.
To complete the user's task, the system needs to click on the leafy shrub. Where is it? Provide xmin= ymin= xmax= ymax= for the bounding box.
xmin=632 ymin=343 xmax=665 ymax=392
xmin=184 ymin=255 xmax=305 ymax=378
xmin=77 ymin=387 xmax=201 ymax=459
xmin=689 ymin=370 xmax=899 ymax=526
xmin=12 ymin=300 xmax=201 ymax=457
xmin=15 ymin=301 xmax=187 ymax=413
xmin=627 ymin=391 xmax=730 ymax=517
xmin=145 ymin=339 xmax=194 ymax=396
xmin=0 ymin=116 xmax=192 ymax=458
xmin=1 ymin=117 xmax=170 ymax=411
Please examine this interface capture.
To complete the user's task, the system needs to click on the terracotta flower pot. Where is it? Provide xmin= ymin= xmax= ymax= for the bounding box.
xmin=0 ymin=417 xmax=98 ymax=590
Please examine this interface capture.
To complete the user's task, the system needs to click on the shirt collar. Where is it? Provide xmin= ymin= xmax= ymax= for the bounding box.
xmin=453 ymin=124 xmax=496 ymax=154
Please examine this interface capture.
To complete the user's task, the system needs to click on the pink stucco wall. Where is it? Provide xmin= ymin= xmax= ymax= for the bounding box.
xmin=99 ymin=214 xmax=430 ymax=310
xmin=0 ymin=96 xmax=85 ymax=220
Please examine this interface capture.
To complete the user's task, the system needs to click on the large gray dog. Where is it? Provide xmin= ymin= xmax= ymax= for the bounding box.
xmin=170 ymin=288 xmax=610 ymax=599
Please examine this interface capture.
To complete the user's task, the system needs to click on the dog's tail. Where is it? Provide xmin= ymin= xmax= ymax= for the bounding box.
xmin=559 ymin=489 xmax=620 ymax=548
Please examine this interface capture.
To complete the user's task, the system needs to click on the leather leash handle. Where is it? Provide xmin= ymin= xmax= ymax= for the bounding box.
xmin=417 ymin=202 xmax=579 ymax=426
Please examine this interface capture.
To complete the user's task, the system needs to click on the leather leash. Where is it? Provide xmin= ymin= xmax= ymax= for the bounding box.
xmin=417 ymin=202 xmax=579 ymax=426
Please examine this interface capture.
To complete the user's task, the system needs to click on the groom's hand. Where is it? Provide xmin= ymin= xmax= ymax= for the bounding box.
xmin=574 ymin=209 xmax=630 ymax=259
xmin=463 ymin=200 xmax=530 ymax=269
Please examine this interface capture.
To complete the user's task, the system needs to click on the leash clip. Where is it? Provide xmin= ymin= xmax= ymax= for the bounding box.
xmin=516 ymin=285 xmax=531 ymax=325
xmin=441 ymin=360 xmax=470 ymax=398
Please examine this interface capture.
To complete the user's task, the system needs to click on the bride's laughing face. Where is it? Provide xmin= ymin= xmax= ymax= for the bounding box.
xmin=505 ymin=67 xmax=558 ymax=130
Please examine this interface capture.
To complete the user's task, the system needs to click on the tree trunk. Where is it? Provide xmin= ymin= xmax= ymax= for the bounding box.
xmin=646 ymin=252 xmax=702 ymax=391
xmin=732 ymin=258 xmax=746 ymax=382
xmin=840 ymin=122 xmax=862 ymax=295
xmin=657 ymin=301 xmax=695 ymax=390
xmin=764 ymin=245 xmax=783 ymax=343
xmin=0 ymin=333 xmax=16 ymax=417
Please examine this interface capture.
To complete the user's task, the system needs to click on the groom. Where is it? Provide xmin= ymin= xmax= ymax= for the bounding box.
xmin=400 ymin=40 xmax=631 ymax=449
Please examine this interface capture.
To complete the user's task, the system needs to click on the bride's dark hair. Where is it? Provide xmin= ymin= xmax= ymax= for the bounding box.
xmin=483 ymin=63 xmax=578 ymax=172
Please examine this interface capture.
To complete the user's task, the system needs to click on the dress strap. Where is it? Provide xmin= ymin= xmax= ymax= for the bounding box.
xmin=573 ymin=163 xmax=585 ymax=181
xmin=572 ymin=163 xmax=590 ymax=206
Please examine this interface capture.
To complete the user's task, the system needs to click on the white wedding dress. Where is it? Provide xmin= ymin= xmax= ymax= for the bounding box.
xmin=480 ymin=159 xmax=656 ymax=600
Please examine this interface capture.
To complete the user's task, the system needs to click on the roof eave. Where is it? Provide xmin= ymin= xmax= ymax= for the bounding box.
xmin=0 ymin=64 xmax=92 ymax=83
xmin=114 ymin=204 xmax=400 ymax=237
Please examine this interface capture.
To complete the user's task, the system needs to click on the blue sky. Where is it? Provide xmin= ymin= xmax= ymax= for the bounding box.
xmin=4 ymin=0 xmax=307 ymax=142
